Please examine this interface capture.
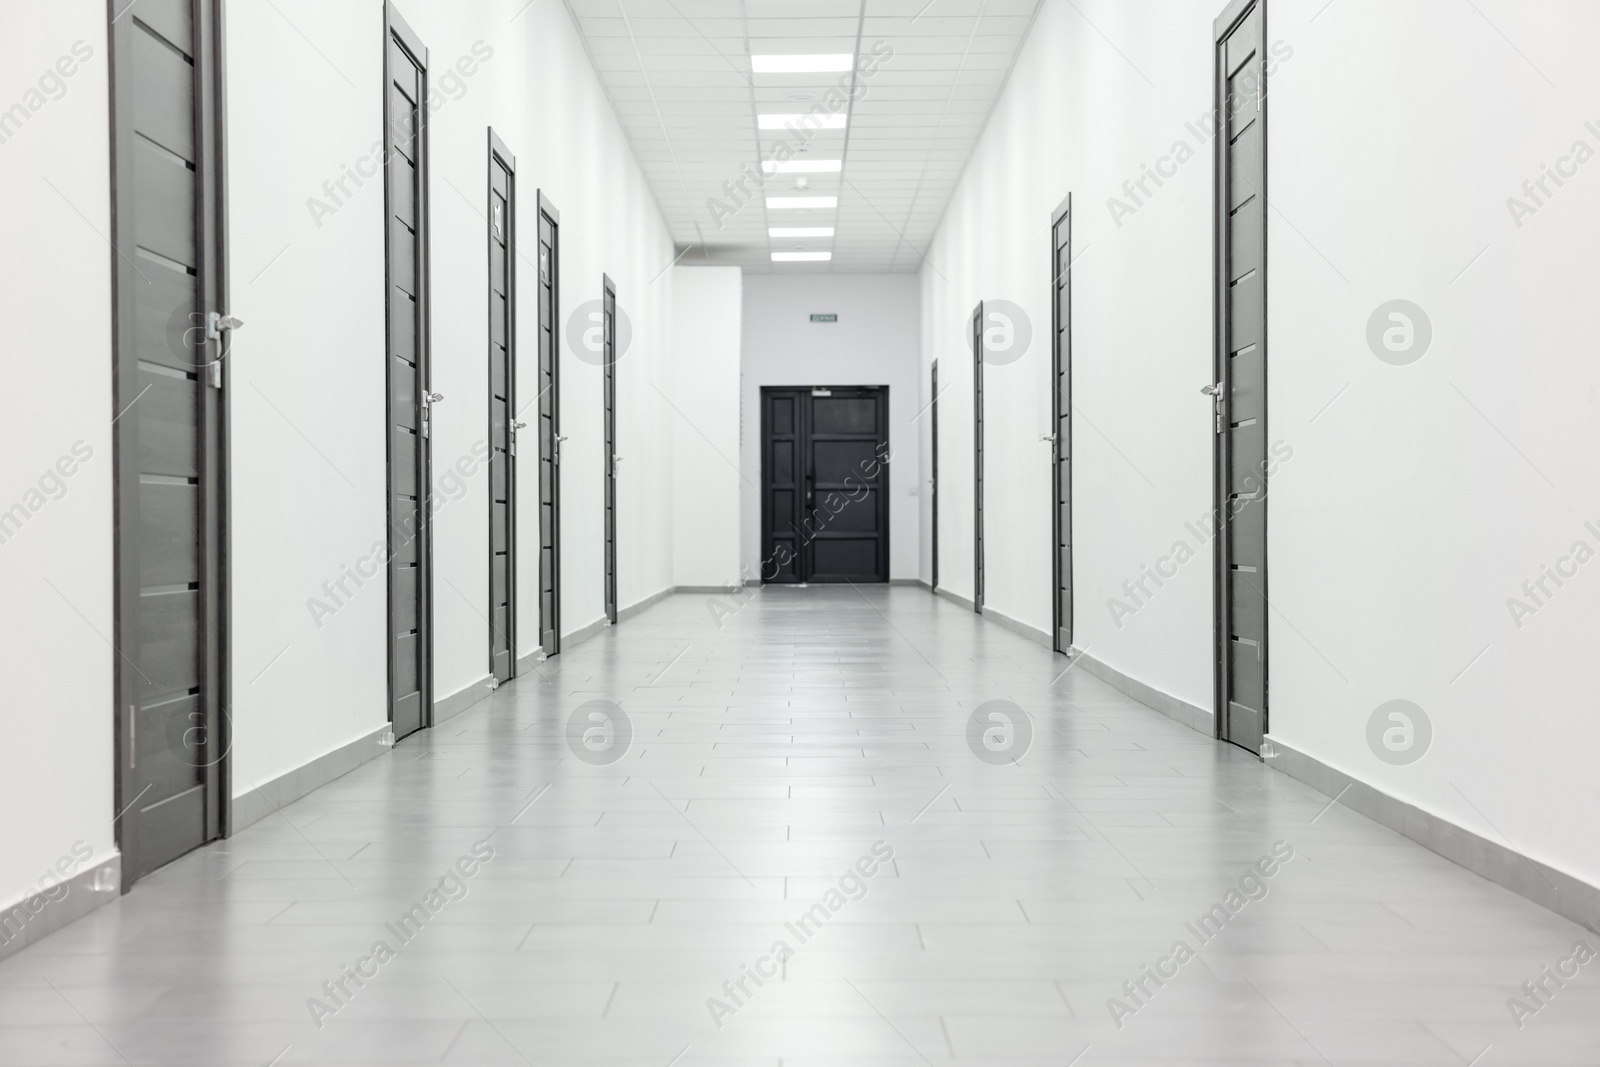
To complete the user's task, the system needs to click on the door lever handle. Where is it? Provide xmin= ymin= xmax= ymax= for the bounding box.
xmin=1200 ymin=382 xmax=1223 ymax=397
xmin=424 ymin=391 xmax=444 ymax=405
xmin=207 ymin=312 xmax=243 ymax=339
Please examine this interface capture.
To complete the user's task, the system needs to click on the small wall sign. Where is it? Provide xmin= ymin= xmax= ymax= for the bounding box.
xmin=809 ymin=313 xmax=837 ymax=322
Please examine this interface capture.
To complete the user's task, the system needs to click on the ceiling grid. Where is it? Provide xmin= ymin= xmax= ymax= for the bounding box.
xmin=572 ymin=0 xmax=1042 ymax=272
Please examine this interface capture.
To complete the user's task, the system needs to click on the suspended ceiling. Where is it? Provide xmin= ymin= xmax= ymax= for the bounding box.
xmin=566 ymin=0 xmax=1043 ymax=272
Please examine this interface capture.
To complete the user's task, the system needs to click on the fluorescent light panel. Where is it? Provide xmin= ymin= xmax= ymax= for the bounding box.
xmin=772 ymin=251 xmax=832 ymax=262
xmin=762 ymin=159 xmax=842 ymax=174
xmin=766 ymin=196 xmax=837 ymax=209
xmin=758 ymin=113 xmax=847 ymax=130
xmin=751 ymin=53 xmax=853 ymax=73
xmin=769 ymin=227 xmax=835 ymax=237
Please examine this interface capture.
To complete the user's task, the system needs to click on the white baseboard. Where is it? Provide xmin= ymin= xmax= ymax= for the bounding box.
xmin=1263 ymin=734 xmax=1600 ymax=930
xmin=1068 ymin=647 xmax=1215 ymax=737
xmin=0 ymin=854 xmax=121 ymax=963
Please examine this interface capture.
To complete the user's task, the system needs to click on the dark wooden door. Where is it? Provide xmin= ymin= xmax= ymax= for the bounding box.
xmin=602 ymin=275 xmax=617 ymax=624
xmin=385 ymin=4 xmax=432 ymax=740
xmin=111 ymin=0 xmax=230 ymax=887
xmin=1051 ymin=198 xmax=1073 ymax=654
xmin=1214 ymin=0 xmax=1269 ymax=754
xmin=930 ymin=359 xmax=939 ymax=590
xmin=971 ymin=303 xmax=985 ymax=613
xmin=488 ymin=131 xmax=517 ymax=684
xmin=536 ymin=194 xmax=562 ymax=655
xmin=760 ymin=387 xmax=890 ymax=584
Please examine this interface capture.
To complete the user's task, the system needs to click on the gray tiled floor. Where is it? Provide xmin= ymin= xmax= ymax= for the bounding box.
xmin=4 ymin=587 xmax=1598 ymax=1065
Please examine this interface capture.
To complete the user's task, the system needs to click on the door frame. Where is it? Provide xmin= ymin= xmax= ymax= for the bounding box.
xmin=1212 ymin=0 xmax=1269 ymax=749
xmin=602 ymin=273 xmax=617 ymax=624
xmin=383 ymin=1 xmax=434 ymax=735
xmin=109 ymin=0 xmax=232 ymax=888
xmin=930 ymin=359 xmax=939 ymax=590
xmin=971 ymin=302 xmax=984 ymax=614
xmin=1051 ymin=195 xmax=1073 ymax=654
xmin=487 ymin=128 xmax=517 ymax=680
xmin=537 ymin=191 xmax=562 ymax=655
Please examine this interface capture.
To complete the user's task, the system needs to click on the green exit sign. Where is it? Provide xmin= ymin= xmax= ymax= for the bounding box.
xmin=809 ymin=313 xmax=837 ymax=323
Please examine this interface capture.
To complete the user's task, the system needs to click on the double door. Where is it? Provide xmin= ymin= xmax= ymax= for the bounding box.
xmin=760 ymin=386 xmax=890 ymax=584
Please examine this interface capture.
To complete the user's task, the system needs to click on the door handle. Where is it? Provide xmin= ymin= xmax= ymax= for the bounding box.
xmin=420 ymin=392 xmax=443 ymax=438
xmin=203 ymin=313 xmax=242 ymax=388
xmin=1202 ymin=382 xmax=1225 ymax=434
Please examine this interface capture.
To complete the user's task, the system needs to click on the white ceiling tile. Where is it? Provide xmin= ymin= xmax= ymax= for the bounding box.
xmin=567 ymin=0 xmax=1040 ymax=270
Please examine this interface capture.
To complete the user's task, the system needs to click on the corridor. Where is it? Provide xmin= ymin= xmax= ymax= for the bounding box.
xmin=2 ymin=588 xmax=1595 ymax=1065
xmin=5 ymin=0 xmax=1600 ymax=1059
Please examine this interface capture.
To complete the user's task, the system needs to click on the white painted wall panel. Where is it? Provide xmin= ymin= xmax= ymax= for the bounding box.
xmin=0 ymin=0 xmax=116 ymax=909
xmin=671 ymin=266 xmax=742 ymax=591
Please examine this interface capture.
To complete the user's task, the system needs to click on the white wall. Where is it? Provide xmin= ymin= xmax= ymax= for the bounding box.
xmin=225 ymin=0 xmax=391 ymax=797
xmin=224 ymin=0 xmax=678 ymax=797
xmin=921 ymin=0 xmax=1216 ymax=698
xmin=741 ymin=273 xmax=922 ymax=581
xmin=670 ymin=267 xmax=743 ymax=590
xmin=924 ymin=0 xmax=1600 ymax=889
xmin=0 ymin=0 xmax=116 ymax=909
xmin=1267 ymin=0 xmax=1600 ymax=888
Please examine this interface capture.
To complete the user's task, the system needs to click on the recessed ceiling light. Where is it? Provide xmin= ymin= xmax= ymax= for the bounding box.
xmin=786 ymin=91 xmax=815 ymax=101
xmin=762 ymin=159 xmax=842 ymax=174
xmin=766 ymin=196 xmax=838 ymax=209
xmin=772 ymin=251 xmax=832 ymax=262
xmin=769 ymin=227 xmax=835 ymax=237
xmin=752 ymin=54 xmax=853 ymax=74
xmin=758 ymin=114 xmax=848 ymax=130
